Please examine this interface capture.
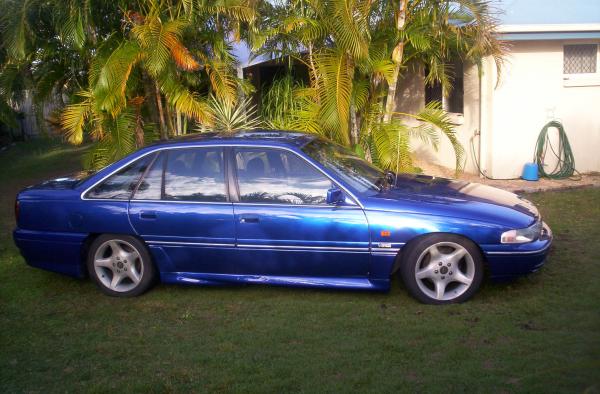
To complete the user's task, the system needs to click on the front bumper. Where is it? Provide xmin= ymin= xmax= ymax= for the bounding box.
xmin=483 ymin=222 xmax=553 ymax=280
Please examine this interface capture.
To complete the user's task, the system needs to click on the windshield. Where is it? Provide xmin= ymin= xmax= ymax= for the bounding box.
xmin=302 ymin=139 xmax=387 ymax=193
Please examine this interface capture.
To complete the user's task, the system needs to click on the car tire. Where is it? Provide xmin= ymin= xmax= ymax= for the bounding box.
xmin=399 ymin=234 xmax=484 ymax=304
xmin=87 ymin=234 xmax=156 ymax=297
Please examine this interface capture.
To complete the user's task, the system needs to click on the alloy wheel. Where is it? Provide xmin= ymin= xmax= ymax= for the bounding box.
xmin=414 ymin=241 xmax=475 ymax=301
xmin=93 ymin=239 xmax=144 ymax=292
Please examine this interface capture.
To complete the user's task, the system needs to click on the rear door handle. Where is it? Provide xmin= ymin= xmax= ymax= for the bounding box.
xmin=239 ymin=215 xmax=259 ymax=223
xmin=139 ymin=211 xmax=157 ymax=220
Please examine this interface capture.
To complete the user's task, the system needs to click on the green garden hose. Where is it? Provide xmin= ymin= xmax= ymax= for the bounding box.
xmin=533 ymin=120 xmax=579 ymax=179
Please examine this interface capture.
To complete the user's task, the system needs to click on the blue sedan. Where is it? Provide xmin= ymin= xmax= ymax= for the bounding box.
xmin=13 ymin=131 xmax=552 ymax=304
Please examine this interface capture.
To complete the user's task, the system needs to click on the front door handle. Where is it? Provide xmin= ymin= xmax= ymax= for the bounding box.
xmin=139 ymin=211 xmax=157 ymax=220
xmin=239 ymin=215 xmax=259 ymax=223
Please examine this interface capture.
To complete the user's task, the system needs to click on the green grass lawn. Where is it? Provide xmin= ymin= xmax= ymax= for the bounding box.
xmin=1 ymin=140 xmax=599 ymax=393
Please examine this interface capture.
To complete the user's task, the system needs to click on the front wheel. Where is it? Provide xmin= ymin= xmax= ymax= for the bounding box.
xmin=400 ymin=234 xmax=484 ymax=304
xmin=87 ymin=234 xmax=156 ymax=297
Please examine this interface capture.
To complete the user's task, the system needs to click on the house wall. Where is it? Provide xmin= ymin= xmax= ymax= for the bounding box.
xmin=399 ymin=39 xmax=600 ymax=178
xmin=394 ymin=63 xmax=481 ymax=175
xmin=484 ymin=39 xmax=600 ymax=178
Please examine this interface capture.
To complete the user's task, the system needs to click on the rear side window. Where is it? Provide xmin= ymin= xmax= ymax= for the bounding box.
xmin=165 ymin=148 xmax=227 ymax=201
xmin=132 ymin=148 xmax=227 ymax=202
xmin=85 ymin=155 xmax=153 ymax=200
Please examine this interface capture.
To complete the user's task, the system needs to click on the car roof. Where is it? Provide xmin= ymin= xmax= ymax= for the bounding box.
xmin=149 ymin=130 xmax=317 ymax=149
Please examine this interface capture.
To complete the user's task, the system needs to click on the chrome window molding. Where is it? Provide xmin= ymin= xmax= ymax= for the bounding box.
xmin=80 ymin=144 xmax=364 ymax=208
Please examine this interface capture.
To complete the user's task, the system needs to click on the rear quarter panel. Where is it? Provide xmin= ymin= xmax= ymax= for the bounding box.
xmin=15 ymin=188 xmax=134 ymax=277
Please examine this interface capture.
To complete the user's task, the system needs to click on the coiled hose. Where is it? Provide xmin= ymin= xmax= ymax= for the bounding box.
xmin=533 ymin=120 xmax=579 ymax=179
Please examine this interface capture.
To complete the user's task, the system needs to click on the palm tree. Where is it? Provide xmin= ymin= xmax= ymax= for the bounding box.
xmin=1 ymin=0 xmax=257 ymax=168
xmin=256 ymin=0 xmax=504 ymax=174
xmin=59 ymin=0 xmax=256 ymax=168
xmin=0 ymin=0 xmax=124 ymax=135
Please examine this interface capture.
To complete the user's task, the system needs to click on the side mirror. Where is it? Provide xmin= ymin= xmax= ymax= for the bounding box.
xmin=326 ymin=187 xmax=344 ymax=205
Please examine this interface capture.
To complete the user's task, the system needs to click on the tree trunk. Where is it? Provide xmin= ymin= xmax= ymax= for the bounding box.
xmin=308 ymin=43 xmax=320 ymax=103
xmin=176 ymin=109 xmax=182 ymax=136
xmin=350 ymin=101 xmax=359 ymax=146
xmin=383 ymin=0 xmax=408 ymax=123
xmin=165 ymin=102 xmax=175 ymax=137
xmin=383 ymin=61 xmax=401 ymax=123
xmin=154 ymin=82 xmax=168 ymax=140
xmin=134 ymin=112 xmax=145 ymax=148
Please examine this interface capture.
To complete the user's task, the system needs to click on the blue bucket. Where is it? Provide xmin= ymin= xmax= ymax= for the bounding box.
xmin=521 ymin=162 xmax=539 ymax=181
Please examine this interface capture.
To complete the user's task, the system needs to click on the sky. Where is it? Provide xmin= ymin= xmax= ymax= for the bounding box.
xmin=496 ymin=0 xmax=600 ymax=25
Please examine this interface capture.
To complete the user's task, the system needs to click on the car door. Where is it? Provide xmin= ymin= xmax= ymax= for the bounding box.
xmin=128 ymin=147 xmax=236 ymax=273
xmin=231 ymin=147 xmax=370 ymax=278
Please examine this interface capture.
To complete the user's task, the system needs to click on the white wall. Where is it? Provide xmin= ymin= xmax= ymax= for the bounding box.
xmin=398 ymin=39 xmax=600 ymax=178
xmin=485 ymin=39 xmax=600 ymax=178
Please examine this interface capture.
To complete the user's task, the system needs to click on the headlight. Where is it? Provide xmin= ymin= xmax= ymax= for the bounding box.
xmin=501 ymin=220 xmax=542 ymax=244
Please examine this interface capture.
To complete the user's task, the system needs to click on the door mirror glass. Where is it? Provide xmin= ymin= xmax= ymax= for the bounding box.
xmin=326 ymin=187 xmax=344 ymax=205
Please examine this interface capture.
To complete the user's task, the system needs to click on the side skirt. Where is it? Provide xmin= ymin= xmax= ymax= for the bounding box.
xmin=160 ymin=272 xmax=390 ymax=292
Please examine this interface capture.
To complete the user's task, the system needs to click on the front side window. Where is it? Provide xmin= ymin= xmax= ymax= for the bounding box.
xmin=302 ymin=139 xmax=386 ymax=193
xmin=86 ymin=155 xmax=153 ymax=199
xmin=235 ymin=148 xmax=331 ymax=205
xmin=133 ymin=148 xmax=227 ymax=202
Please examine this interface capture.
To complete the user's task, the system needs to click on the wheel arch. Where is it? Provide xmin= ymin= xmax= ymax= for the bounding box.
xmin=391 ymin=232 xmax=488 ymax=275
xmin=79 ymin=233 xmax=157 ymax=277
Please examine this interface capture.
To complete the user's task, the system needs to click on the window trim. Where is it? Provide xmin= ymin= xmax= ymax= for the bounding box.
xmin=80 ymin=144 xmax=363 ymax=208
xmin=130 ymin=152 xmax=159 ymax=199
xmin=563 ymin=42 xmax=600 ymax=87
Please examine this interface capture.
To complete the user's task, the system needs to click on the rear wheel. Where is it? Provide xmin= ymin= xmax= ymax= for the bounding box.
xmin=400 ymin=234 xmax=484 ymax=304
xmin=87 ymin=234 xmax=156 ymax=297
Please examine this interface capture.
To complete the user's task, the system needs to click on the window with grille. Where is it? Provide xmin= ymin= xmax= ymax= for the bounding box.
xmin=563 ymin=44 xmax=597 ymax=74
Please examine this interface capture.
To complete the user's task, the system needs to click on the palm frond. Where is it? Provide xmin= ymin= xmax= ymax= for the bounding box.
xmin=83 ymin=108 xmax=137 ymax=170
xmin=314 ymin=50 xmax=353 ymax=145
xmin=204 ymin=58 xmax=238 ymax=104
xmin=412 ymin=101 xmax=465 ymax=173
xmin=60 ymin=90 xmax=93 ymax=145
xmin=195 ymin=4 xmax=256 ymax=23
xmin=59 ymin=7 xmax=86 ymax=49
xmin=2 ymin=0 xmax=31 ymax=60
xmin=329 ymin=0 xmax=370 ymax=60
xmin=159 ymin=73 xmax=212 ymax=125
xmin=0 ymin=98 xmax=18 ymax=128
xmin=132 ymin=17 xmax=191 ymax=76
xmin=93 ymin=40 xmax=141 ymax=116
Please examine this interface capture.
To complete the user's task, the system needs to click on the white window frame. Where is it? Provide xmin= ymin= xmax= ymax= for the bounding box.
xmin=562 ymin=41 xmax=600 ymax=87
